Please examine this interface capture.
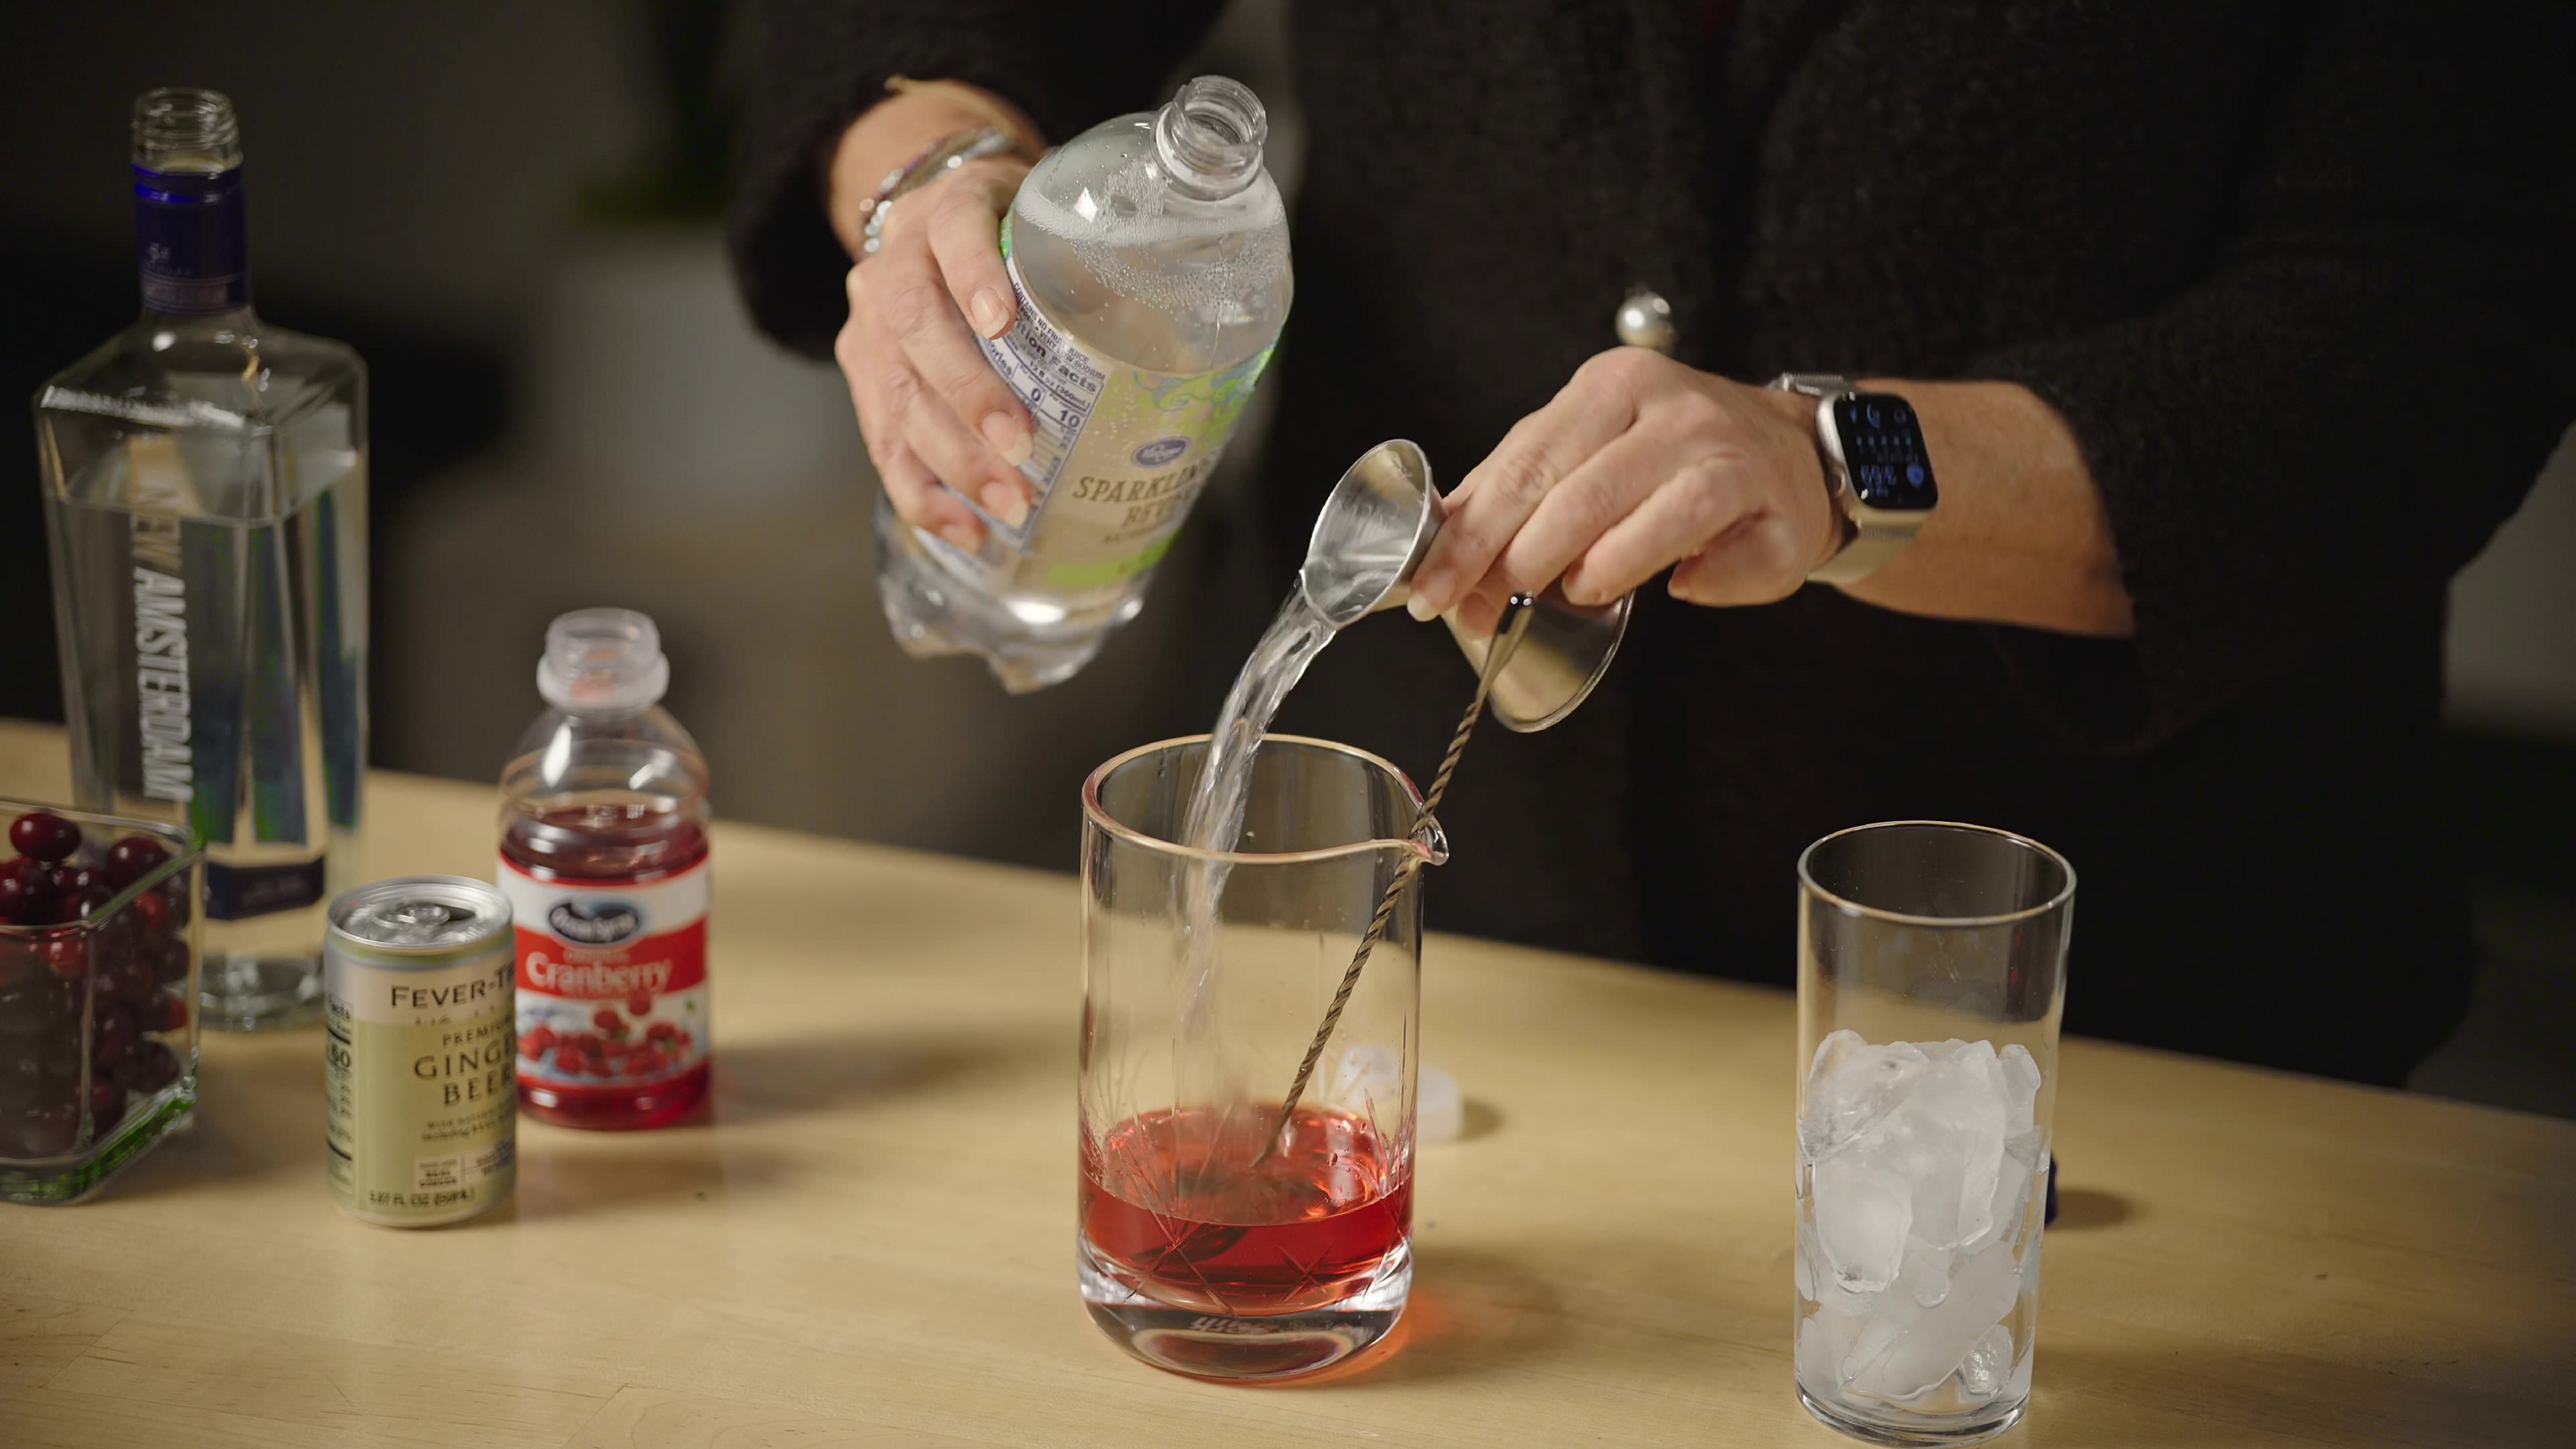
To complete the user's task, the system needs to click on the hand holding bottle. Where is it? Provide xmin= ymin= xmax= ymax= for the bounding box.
xmin=827 ymin=86 xmax=1043 ymax=551
xmin=856 ymin=75 xmax=1292 ymax=693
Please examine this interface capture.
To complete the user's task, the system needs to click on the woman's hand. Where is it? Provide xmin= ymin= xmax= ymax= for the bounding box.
xmin=1402 ymin=348 xmax=1838 ymax=635
xmin=828 ymin=109 xmax=1039 ymax=552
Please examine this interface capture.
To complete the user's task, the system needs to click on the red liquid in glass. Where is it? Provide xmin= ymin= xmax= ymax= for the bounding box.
xmin=502 ymin=802 xmax=709 ymax=1130
xmin=1080 ymin=1105 xmax=1411 ymax=1316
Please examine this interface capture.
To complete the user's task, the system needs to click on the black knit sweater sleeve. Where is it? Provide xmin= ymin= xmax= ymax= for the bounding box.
xmin=1967 ymin=4 xmax=2576 ymax=754
xmin=728 ymin=1 xmax=1226 ymax=358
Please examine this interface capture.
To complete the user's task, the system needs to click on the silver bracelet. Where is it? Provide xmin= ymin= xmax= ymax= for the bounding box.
xmin=860 ymin=128 xmax=1018 ymax=257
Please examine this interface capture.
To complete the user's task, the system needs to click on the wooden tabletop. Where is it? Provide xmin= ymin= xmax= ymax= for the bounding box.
xmin=0 ymin=718 xmax=2568 ymax=1448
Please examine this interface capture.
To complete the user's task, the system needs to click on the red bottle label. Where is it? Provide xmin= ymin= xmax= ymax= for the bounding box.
xmin=498 ymin=856 xmax=709 ymax=1093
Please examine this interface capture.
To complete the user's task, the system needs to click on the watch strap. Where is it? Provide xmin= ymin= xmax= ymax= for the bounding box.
xmin=1808 ymin=523 xmax=1924 ymax=584
xmin=1767 ymin=374 xmax=1926 ymax=586
xmin=1770 ymin=372 xmax=1857 ymax=399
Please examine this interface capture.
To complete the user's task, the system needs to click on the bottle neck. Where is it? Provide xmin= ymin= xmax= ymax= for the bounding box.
xmin=133 ymin=161 xmax=253 ymax=321
xmin=1152 ymin=77 xmax=1269 ymax=201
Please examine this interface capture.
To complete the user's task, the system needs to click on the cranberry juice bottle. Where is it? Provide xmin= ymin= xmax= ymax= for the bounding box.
xmin=498 ymin=609 xmax=710 ymax=1129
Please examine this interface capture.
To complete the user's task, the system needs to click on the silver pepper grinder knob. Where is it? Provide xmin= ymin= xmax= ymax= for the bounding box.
xmin=1615 ymin=287 xmax=1677 ymax=353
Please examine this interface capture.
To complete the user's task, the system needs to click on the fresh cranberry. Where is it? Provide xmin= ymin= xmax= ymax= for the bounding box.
xmin=102 ymin=835 xmax=170 ymax=890
xmin=0 ymin=977 xmax=72 ymax=1035
xmin=40 ymin=930 xmax=88 ymax=980
xmin=87 ymin=1076 xmax=125 ymax=1123
xmin=48 ymin=886 xmax=113 ymax=926
xmin=0 ymin=858 xmax=53 ymax=925
xmin=625 ymin=989 xmax=653 ymax=1016
xmin=644 ymin=1020 xmax=677 ymax=1043
xmin=48 ymin=863 xmax=101 ymax=899
xmin=552 ymin=1045 xmax=585 ymax=1074
xmin=522 ymin=1023 xmax=556 ymax=1054
xmin=151 ymin=939 xmax=192 ymax=986
xmin=87 ymin=906 xmax=137 ymax=964
xmin=628 ymin=1047 xmax=667 ymax=1076
xmin=143 ymin=991 xmax=189 ymax=1034
xmin=9 ymin=811 xmax=82 ymax=863
xmin=92 ymin=1004 xmax=136 ymax=1069
xmin=131 ymin=889 xmax=172 ymax=940
xmin=591 ymin=1006 xmax=623 ymax=1033
xmin=0 ymin=935 xmax=40 ymax=986
xmin=131 ymin=1040 xmax=180 ymax=1091
xmin=104 ymin=950 xmax=158 ymax=1006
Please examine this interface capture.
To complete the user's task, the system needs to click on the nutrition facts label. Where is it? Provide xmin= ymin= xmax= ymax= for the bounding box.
xmin=975 ymin=260 xmax=1104 ymax=548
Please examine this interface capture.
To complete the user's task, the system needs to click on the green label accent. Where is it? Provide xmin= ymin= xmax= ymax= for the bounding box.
xmin=972 ymin=253 xmax=1281 ymax=586
xmin=1045 ymin=533 xmax=1176 ymax=590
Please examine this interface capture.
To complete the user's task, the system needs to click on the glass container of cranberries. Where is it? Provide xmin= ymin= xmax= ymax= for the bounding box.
xmin=0 ymin=802 xmax=203 ymax=1204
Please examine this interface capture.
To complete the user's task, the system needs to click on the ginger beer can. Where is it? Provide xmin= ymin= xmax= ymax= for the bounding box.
xmin=325 ymin=876 xmax=517 ymax=1226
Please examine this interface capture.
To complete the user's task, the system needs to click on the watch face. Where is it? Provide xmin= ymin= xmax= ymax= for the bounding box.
xmin=1832 ymin=394 xmax=1939 ymax=511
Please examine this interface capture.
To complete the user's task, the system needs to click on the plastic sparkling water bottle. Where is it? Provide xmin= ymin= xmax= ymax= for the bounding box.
xmin=874 ymin=75 xmax=1292 ymax=692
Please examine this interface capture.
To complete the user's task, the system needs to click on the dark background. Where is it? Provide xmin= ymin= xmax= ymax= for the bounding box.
xmin=3 ymin=1 xmax=2568 ymax=1115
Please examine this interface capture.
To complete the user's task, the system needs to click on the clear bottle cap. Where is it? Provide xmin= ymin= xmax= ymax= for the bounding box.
xmin=537 ymin=607 xmax=669 ymax=713
xmin=1418 ymin=1065 xmax=1463 ymax=1145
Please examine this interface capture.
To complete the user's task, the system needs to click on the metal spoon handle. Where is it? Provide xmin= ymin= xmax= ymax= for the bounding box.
xmin=1253 ymin=598 xmax=1536 ymax=1165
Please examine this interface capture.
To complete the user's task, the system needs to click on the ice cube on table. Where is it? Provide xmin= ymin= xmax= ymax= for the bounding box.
xmin=1812 ymin=1156 xmax=1913 ymax=1292
xmin=1416 ymin=1065 xmax=1462 ymax=1143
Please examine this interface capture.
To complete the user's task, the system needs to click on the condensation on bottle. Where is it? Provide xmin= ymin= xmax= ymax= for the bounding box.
xmin=873 ymin=75 xmax=1293 ymax=692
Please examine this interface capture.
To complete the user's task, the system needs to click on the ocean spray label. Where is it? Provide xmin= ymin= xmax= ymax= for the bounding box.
xmin=325 ymin=939 xmax=517 ymax=1224
xmin=499 ymin=858 xmax=710 ymax=1093
xmin=941 ymin=247 xmax=1273 ymax=591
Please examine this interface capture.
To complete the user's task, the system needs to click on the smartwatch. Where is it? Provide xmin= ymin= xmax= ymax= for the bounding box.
xmin=1768 ymin=374 xmax=1939 ymax=585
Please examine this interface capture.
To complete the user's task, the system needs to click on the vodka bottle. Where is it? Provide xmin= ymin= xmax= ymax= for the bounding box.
xmin=35 ymin=89 xmax=367 ymax=1030
xmin=874 ymin=75 xmax=1292 ymax=692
